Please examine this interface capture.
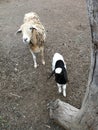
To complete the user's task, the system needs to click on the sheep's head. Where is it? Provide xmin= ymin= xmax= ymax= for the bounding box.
xmin=16 ymin=23 xmax=36 ymax=44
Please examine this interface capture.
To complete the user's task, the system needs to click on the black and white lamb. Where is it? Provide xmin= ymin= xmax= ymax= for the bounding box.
xmin=50 ymin=53 xmax=68 ymax=97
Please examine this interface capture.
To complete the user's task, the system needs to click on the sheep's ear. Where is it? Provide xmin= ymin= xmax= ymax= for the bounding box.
xmin=16 ymin=28 xmax=22 ymax=34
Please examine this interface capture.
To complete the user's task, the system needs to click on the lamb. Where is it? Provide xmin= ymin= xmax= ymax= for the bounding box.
xmin=49 ymin=53 xmax=68 ymax=97
xmin=16 ymin=12 xmax=46 ymax=68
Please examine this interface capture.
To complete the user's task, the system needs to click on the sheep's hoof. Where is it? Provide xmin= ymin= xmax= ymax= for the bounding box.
xmin=42 ymin=60 xmax=45 ymax=65
xmin=34 ymin=64 xmax=37 ymax=68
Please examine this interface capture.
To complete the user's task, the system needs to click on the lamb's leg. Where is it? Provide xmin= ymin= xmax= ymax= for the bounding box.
xmin=30 ymin=49 xmax=37 ymax=68
xmin=62 ymin=84 xmax=66 ymax=97
xmin=57 ymin=83 xmax=62 ymax=93
xmin=40 ymin=47 xmax=45 ymax=65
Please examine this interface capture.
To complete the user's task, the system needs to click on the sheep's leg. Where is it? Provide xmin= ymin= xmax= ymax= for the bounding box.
xmin=57 ymin=83 xmax=62 ymax=93
xmin=62 ymin=84 xmax=66 ymax=97
xmin=30 ymin=49 xmax=37 ymax=68
xmin=40 ymin=47 xmax=45 ymax=65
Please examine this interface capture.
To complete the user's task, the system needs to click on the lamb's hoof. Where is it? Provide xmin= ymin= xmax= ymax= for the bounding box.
xmin=58 ymin=89 xmax=62 ymax=93
xmin=63 ymin=92 xmax=66 ymax=97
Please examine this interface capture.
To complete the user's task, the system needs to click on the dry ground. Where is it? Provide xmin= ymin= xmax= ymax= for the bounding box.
xmin=0 ymin=0 xmax=91 ymax=130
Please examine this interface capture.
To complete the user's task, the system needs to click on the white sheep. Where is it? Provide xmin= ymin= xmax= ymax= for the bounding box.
xmin=50 ymin=53 xmax=68 ymax=97
xmin=16 ymin=12 xmax=46 ymax=68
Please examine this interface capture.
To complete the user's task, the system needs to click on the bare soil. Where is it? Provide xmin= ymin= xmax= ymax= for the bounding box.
xmin=0 ymin=0 xmax=91 ymax=130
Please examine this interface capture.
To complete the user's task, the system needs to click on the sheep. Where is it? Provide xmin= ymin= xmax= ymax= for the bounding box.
xmin=49 ymin=53 xmax=68 ymax=97
xmin=16 ymin=12 xmax=46 ymax=68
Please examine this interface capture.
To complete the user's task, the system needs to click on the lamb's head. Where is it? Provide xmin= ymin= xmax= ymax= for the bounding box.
xmin=16 ymin=22 xmax=36 ymax=44
xmin=55 ymin=68 xmax=62 ymax=74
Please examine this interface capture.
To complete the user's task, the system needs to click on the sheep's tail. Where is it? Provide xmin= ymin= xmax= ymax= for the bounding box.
xmin=47 ymin=70 xmax=55 ymax=80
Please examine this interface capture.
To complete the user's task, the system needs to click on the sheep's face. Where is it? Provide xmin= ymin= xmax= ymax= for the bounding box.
xmin=17 ymin=23 xmax=36 ymax=44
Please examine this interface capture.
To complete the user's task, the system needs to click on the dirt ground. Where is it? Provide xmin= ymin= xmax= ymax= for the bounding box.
xmin=0 ymin=0 xmax=91 ymax=130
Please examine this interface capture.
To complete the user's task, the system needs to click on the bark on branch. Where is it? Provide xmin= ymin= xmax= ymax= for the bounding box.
xmin=49 ymin=99 xmax=79 ymax=130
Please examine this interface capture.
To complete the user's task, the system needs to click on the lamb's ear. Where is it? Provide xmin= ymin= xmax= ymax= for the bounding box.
xmin=16 ymin=28 xmax=22 ymax=34
xmin=64 ymin=69 xmax=69 ymax=83
xmin=47 ymin=70 xmax=55 ymax=80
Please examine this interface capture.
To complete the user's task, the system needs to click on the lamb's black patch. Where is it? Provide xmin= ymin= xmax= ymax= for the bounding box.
xmin=55 ymin=60 xmax=68 ymax=84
